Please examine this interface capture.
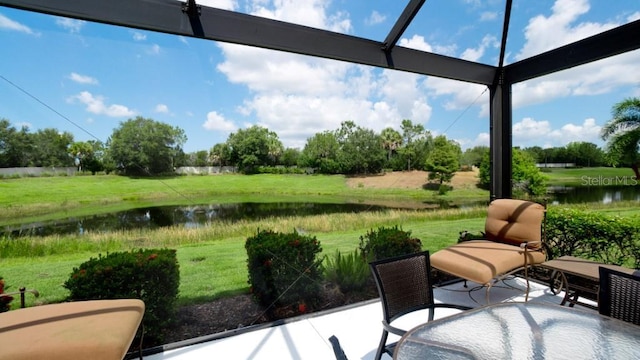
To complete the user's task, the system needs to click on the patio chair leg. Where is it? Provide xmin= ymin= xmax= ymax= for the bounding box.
xmin=374 ymin=330 xmax=389 ymax=360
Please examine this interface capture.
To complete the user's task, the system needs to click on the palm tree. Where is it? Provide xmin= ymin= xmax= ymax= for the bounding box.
xmin=601 ymin=97 xmax=640 ymax=180
xmin=380 ymin=127 xmax=402 ymax=162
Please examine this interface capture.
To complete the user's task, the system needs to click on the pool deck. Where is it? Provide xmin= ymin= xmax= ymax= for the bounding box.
xmin=141 ymin=277 xmax=595 ymax=360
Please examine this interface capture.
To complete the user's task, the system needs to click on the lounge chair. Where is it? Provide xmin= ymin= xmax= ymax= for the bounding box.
xmin=430 ymin=198 xmax=547 ymax=302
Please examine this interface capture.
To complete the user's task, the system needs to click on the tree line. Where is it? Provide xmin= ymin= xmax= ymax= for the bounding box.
xmin=1 ymin=97 xmax=638 ymax=180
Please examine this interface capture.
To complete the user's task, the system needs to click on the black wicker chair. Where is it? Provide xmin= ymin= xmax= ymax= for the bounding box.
xmin=328 ymin=335 xmax=348 ymax=360
xmin=369 ymin=251 xmax=472 ymax=360
xmin=598 ymin=266 xmax=640 ymax=326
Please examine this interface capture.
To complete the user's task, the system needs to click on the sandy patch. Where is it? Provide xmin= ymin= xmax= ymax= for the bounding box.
xmin=346 ymin=169 xmax=479 ymax=190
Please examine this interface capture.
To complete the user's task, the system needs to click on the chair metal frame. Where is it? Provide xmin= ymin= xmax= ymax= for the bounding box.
xmin=369 ymin=251 xmax=471 ymax=360
xmin=328 ymin=335 xmax=348 ymax=360
xmin=431 ymin=199 xmax=548 ymax=303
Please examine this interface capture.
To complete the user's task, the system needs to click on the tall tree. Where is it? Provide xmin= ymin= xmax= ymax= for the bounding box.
xmin=106 ymin=116 xmax=187 ymax=176
xmin=425 ymin=135 xmax=461 ymax=185
xmin=564 ymin=141 xmax=605 ymax=167
xmin=380 ymin=127 xmax=402 ymax=162
xmin=601 ymin=97 xmax=640 ymax=179
xmin=479 ymin=148 xmax=547 ymax=197
xmin=281 ymin=148 xmax=300 ymax=167
xmin=226 ymin=125 xmax=283 ymax=173
xmin=461 ymin=145 xmax=489 ymax=168
xmin=397 ymin=119 xmax=428 ymax=170
xmin=0 ymin=119 xmax=33 ymax=167
xmin=31 ymin=128 xmax=75 ymax=167
xmin=210 ymin=143 xmax=232 ymax=166
xmin=69 ymin=140 xmax=105 ymax=173
xmin=336 ymin=123 xmax=385 ymax=174
xmin=299 ymin=131 xmax=340 ymax=173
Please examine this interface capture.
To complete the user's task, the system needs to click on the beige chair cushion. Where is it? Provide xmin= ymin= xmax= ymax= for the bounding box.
xmin=0 ymin=299 xmax=144 ymax=360
xmin=430 ymin=240 xmax=546 ymax=285
xmin=485 ymin=199 xmax=544 ymax=249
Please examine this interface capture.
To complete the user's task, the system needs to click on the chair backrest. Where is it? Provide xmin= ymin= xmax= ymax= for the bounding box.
xmin=369 ymin=251 xmax=434 ymax=323
xmin=485 ymin=199 xmax=545 ymax=250
xmin=598 ymin=266 xmax=640 ymax=325
xmin=328 ymin=335 xmax=348 ymax=360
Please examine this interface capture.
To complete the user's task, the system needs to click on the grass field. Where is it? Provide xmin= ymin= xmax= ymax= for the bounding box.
xmin=1 ymin=170 xmax=638 ymax=310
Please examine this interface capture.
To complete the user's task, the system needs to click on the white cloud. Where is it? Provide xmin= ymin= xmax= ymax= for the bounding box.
xmin=366 ymin=11 xmax=386 ymax=26
xmin=549 ymin=118 xmax=601 ymax=144
xmin=514 ymin=117 xmax=552 ymax=139
xmin=203 ymin=111 xmax=236 ymax=132
xmin=155 ymin=104 xmax=169 ymax=113
xmin=195 ymin=0 xmax=237 ymax=11
xmin=516 ymin=0 xmax=618 ymax=61
xmin=149 ymin=44 xmax=161 ymax=55
xmin=513 ymin=50 xmax=640 ymax=108
xmin=510 ymin=1 xmax=640 ymax=109
xmin=132 ymin=31 xmax=147 ymax=41
xmin=68 ymin=91 xmax=135 ymax=117
xmin=55 ymin=17 xmax=85 ymax=33
xmin=512 ymin=116 xmax=602 ymax=147
xmin=0 ymin=13 xmax=36 ymax=34
xmin=480 ymin=12 xmax=498 ymax=22
xmin=68 ymin=73 xmax=98 ymax=85
xmin=250 ymin=0 xmax=351 ymax=33
xmin=460 ymin=35 xmax=498 ymax=62
xmin=399 ymin=35 xmax=434 ymax=52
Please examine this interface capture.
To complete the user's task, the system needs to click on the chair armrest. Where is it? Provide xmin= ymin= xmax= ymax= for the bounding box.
xmin=433 ymin=303 xmax=473 ymax=311
xmin=382 ymin=320 xmax=407 ymax=336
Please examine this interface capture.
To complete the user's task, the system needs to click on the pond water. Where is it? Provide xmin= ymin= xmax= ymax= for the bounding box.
xmin=2 ymin=202 xmax=423 ymax=238
xmin=3 ymin=185 xmax=639 ymax=238
xmin=547 ymin=185 xmax=640 ymax=204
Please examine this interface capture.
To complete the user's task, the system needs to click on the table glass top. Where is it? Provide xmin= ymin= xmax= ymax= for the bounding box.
xmin=395 ymin=302 xmax=640 ymax=360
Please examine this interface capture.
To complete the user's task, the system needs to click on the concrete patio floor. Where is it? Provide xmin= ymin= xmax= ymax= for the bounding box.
xmin=143 ymin=277 xmax=595 ymax=360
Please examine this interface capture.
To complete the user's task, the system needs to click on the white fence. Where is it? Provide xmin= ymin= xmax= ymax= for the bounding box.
xmin=0 ymin=167 xmax=78 ymax=177
xmin=536 ymin=163 xmax=576 ymax=168
xmin=175 ymin=166 xmax=238 ymax=174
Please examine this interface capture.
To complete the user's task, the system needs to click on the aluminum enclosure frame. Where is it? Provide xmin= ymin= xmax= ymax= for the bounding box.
xmin=1 ymin=0 xmax=639 ymax=199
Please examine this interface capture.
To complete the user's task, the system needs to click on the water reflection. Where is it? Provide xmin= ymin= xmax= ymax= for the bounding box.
xmin=3 ymin=202 xmax=405 ymax=238
xmin=548 ymin=185 xmax=640 ymax=204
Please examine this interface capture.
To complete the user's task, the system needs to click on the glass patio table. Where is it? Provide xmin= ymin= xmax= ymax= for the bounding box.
xmin=394 ymin=302 xmax=640 ymax=360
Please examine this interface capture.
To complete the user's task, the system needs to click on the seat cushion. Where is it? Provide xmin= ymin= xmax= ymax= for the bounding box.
xmin=485 ymin=199 xmax=544 ymax=249
xmin=0 ymin=299 xmax=144 ymax=360
xmin=430 ymin=240 xmax=546 ymax=285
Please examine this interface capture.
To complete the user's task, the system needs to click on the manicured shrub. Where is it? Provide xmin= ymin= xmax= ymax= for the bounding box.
xmin=63 ymin=248 xmax=180 ymax=345
xmin=546 ymin=207 xmax=640 ymax=268
xmin=245 ymin=229 xmax=322 ymax=312
xmin=324 ymin=249 xmax=371 ymax=293
xmin=359 ymin=225 xmax=422 ymax=261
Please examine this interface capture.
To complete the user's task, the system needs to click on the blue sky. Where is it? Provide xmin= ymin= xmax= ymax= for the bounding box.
xmin=0 ymin=0 xmax=639 ymax=153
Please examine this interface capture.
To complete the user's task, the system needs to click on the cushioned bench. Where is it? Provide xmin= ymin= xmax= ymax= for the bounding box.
xmin=0 ymin=299 xmax=145 ymax=360
xmin=430 ymin=199 xmax=546 ymax=302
